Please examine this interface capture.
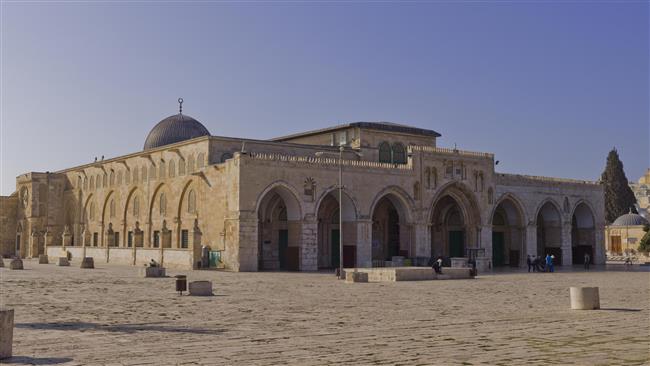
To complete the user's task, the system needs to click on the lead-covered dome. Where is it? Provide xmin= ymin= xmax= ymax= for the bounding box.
xmin=611 ymin=212 xmax=649 ymax=227
xmin=143 ymin=113 xmax=210 ymax=150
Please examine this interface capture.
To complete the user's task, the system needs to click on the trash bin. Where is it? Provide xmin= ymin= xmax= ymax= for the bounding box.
xmin=175 ymin=275 xmax=187 ymax=295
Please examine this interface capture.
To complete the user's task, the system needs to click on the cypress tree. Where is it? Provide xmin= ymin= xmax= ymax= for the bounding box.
xmin=600 ymin=148 xmax=637 ymax=223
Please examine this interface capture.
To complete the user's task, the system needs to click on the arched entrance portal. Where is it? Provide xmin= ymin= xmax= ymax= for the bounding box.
xmin=316 ymin=191 xmax=357 ymax=269
xmin=571 ymin=203 xmax=595 ymax=264
xmin=371 ymin=194 xmax=411 ymax=265
xmin=257 ymin=186 xmax=302 ymax=271
xmin=491 ymin=198 xmax=525 ymax=267
xmin=431 ymin=196 xmax=467 ymax=259
xmin=536 ymin=201 xmax=563 ymax=263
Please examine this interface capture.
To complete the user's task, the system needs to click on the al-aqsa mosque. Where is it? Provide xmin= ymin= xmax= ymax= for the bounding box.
xmin=0 ymin=100 xmax=606 ymax=271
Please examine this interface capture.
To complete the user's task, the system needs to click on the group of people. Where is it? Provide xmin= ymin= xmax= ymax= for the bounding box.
xmin=526 ymin=254 xmax=555 ymax=273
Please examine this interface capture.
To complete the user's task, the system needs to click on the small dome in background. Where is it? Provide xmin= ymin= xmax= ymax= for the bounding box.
xmin=611 ymin=212 xmax=649 ymax=227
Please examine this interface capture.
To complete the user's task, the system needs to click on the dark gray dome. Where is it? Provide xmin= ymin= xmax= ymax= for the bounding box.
xmin=143 ymin=113 xmax=210 ymax=150
xmin=612 ymin=213 xmax=649 ymax=227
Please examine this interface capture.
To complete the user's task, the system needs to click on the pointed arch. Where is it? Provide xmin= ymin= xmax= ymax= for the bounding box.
xmin=368 ymin=185 xmax=416 ymax=223
xmin=254 ymin=180 xmax=303 ymax=221
xmin=314 ymin=186 xmax=359 ymax=221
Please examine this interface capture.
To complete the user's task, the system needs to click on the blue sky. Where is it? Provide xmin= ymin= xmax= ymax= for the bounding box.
xmin=1 ymin=2 xmax=648 ymax=195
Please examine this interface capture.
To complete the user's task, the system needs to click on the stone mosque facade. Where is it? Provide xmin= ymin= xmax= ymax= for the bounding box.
xmin=0 ymin=103 xmax=606 ymax=270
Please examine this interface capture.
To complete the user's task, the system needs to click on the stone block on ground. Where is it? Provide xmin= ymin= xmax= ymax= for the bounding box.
xmin=570 ymin=287 xmax=600 ymax=310
xmin=345 ymin=271 xmax=368 ymax=283
xmin=139 ymin=267 xmax=166 ymax=278
xmin=189 ymin=281 xmax=213 ymax=296
xmin=450 ymin=257 xmax=468 ymax=268
xmin=57 ymin=257 xmax=70 ymax=266
xmin=80 ymin=257 xmax=94 ymax=269
xmin=0 ymin=307 xmax=14 ymax=359
xmin=39 ymin=255 xmax=49 ymax=264
xmin=9 ymin=259 xmax=23 ymax=270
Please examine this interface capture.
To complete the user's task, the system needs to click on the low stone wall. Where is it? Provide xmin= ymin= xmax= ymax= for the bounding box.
xmin=352 ymin=267 xmax=473 ymax=282
xmin=135 ymin=249 xmax=162 ymax=267
xmin=45 ymin=246 xmax=192 ymax=270
xmin=109 ymin=248 xmax=134 ymax=265
xmin=163 ymin=249 xmax=191 ymax=269
xmin=86 ymin=247 xmax=107 ymax=262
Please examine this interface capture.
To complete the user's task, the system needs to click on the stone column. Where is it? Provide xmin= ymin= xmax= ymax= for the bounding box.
xmin=561 ymin=221 xmax=573 ymax=266
xmin=105 ymin=223 xmax=114 ymax=262
xmin=594 ymin=223 xmax=605 ymax=265
xmin=190 ymin=219 xmax=203 ymax=269
xmin=234 ymin=212 xmax=258 ymax=272
xmin=29 ymin=230 xmax=37 ymax=258
xmin=413 ymin=222 xmax=431 ymax=261
xmin=355 ymin=219 xmax=372 ymax=268
xmin=300 ymin=217 xmax=318 ymax=271
xmin=479 ymin=225 xmax=492 ymax=264
xmin=526 ymin=223 xmax=538 ymax=258
xmin=62 ymin=226 xmax=72 ymax=248
xmin=43 ymin=230 xmax=51 ymax=257
xmin=81 ymin=226 xmax=87 ymax=258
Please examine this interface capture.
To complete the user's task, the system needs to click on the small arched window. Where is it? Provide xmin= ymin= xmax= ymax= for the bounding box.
xmin=188 ymin=155 xmax=195 ymax=173
xmin=141 ymin=167 xmax=147 ymax=182
xmin=431 ymin=167 xmax=438 ymax=188
xmin=169 ymin=160 xmax=176 ymax=178
xmin=83 ymin=177 xmax=88 ymax=190
xmin=149 ymin=165 xmax=156 ymax=180
xmin=379 ymin=142 xmax=391 ymax=163
xmin=197 ymin=153 xmax=205 ymax=168
xmin=187 ymin=189 xmax=196 ymax=214
xmin=392 ymin=143 xmax=406 ymax=164
xmin=109 ymin=171 xmax=115 ymax=187
xmin=159 ymin=161 xmax=166 ymax=179
xmin=102 ymin=174 xmax=107 ymax=188
xmin=160 ymin=193 xmax=167 ymax=216
xmin=488 ymin=188 xmax=494 ymax=204
xmin=117 ymin=171 xmax=123 ymax=186
xmin=179 ymin=159 xmax=186 ymax=175
xmin=96 ymin=175 xmax=101 ymax=188
xmin=109 ymin=199 xmax=116 ymax=218
xmin=90 ymin=176 xmax=95 ymax=190
xmin=77 ymin=176 xmax=82 ymax=189
xmin=133 ymin=196 xmax=140 ymax=217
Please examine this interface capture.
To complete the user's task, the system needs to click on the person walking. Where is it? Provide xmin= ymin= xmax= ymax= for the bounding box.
xmin=583 ymin=253 xmax=591 ymax=270
xmin=549 ymin=254 xmax=555 ymax=272
xmin=527 ymin=255 xmax=533 ymax=273
xmin=545 ymin=254 xmax=552 ymax=273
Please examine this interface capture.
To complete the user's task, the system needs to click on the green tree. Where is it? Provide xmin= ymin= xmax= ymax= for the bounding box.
xmin=600 ymin=148 xmax=637 ymax=223
xmin=638 ymin=225 xmax=650 ymax=255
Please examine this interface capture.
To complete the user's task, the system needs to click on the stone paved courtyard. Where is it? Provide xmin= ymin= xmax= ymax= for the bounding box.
xmin=1 ymin=260 xmax=649 ymax=366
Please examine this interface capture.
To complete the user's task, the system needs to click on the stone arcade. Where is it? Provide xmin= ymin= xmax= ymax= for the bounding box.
xmin=0 ymin=103 xmax=605 ymax=270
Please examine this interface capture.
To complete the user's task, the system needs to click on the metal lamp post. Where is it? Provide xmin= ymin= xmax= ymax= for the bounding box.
xmin=316 ymin=145 xmax=361 ymax=279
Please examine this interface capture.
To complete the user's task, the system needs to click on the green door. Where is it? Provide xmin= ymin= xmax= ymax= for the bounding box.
xmin=492 ymin=232 xmax=505 ymax=267
xmin=449 ymin=231 xmax=465 ymax=257
xmin=278 ymin=230 xmax=289 ymax=270
xmin=331 ymin=229 xmax=340 ymax=268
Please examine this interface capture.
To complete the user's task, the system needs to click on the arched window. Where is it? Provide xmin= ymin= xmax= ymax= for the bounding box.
xmin=431 ymin=167 xmax=438 ymax=188
xmin=220 ymin=153 xmax=233 ymax=163
xmin=109 ymin=171 xmax=115 ymax=187
xmin=130 ymin=168 xmax=136 ymax=184
xmin=77 ymin=176 xmax=82 ymax=189
xmin=90 ymin=176 xmax=95 ymax=190
xmin=96 ymin=175 xmax=101 ymax=188
xmin=488 ymin=188 xmax=494 ymax=204
xmin=179 ymin=159 xmax=186 ymax=175
xmin=187 ymin=189 xmax=196 ymax=214
xmin=141 ymin=167 xmax=147 ymax=182
xmin=479 ymin=172 xmax=484 ymax=192
xmin=109 ymin=199 xmax=115 ymax=218
xmin=160 ymin=193 xmax=167 ymax=216
xmin=392 ymin=143 xmax=406 ymax=164
xmin=89 ymin=202 xmax=96 ymax=221
xmin=188 ymin=155 xmax=195 ymax=173
xmin=117 ymin=171 xmax=123 ymax=186
xmin=149 ymin=165 xmax=156 ymax=180
xmin=197 ymin=153 xmax=205 ymax=168
xmin=133 ymin=196 xmax=140 ymax=217
xmin=102 ymin=174 xmax=107 ymax=188
xmin=83 ymin=177 xmax=88 ymax=190
xmin=169 ymin=160 xmax=176 ymax=177
xmin=379 ymin=142 xmax=391 ymax=163
xmin=159 ymin=161 xmax=166 ymax=179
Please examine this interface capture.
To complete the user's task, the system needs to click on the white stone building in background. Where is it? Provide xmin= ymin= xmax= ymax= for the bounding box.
xmin=0 ymin=102 xmax=606 ymax=270
xmin=630 ymin=169 xmax=650 ymax=219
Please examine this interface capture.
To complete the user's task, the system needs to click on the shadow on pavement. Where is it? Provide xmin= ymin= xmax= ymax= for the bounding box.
xmin=15 ymin=321 xmax=225 ymax=335
xmin=4 ymin=356 xmax=73 ymax=365
xmin=598 ymin=308 xmax=642 ymax=312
